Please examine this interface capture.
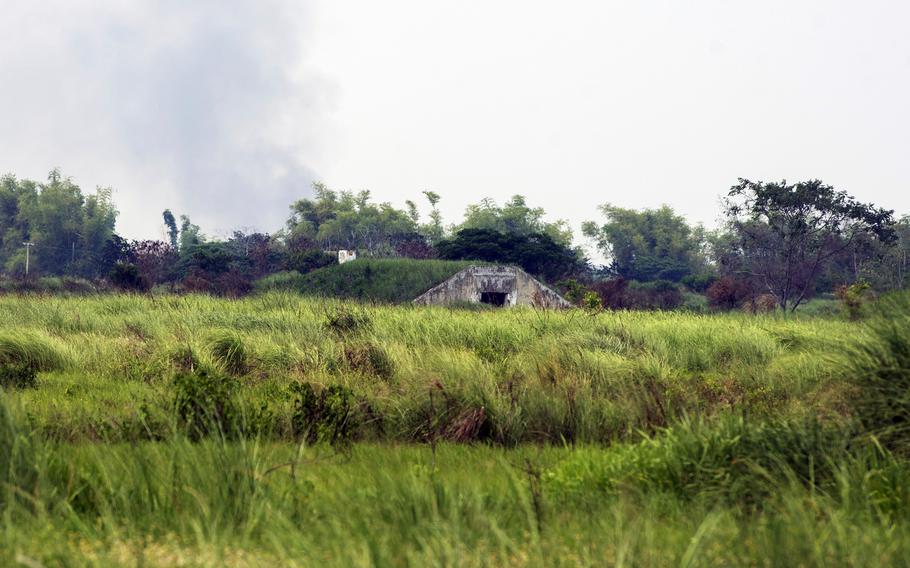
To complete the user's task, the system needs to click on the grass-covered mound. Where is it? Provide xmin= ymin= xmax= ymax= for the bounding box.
xmin=255 ymin=258 xmax=476 ymax=303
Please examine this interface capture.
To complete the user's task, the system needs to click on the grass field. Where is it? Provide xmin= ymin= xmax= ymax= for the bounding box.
xmin=1 ymin=292 xmax=909 ymax=566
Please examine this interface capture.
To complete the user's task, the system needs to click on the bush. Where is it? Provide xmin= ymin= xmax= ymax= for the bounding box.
xmin=286 ymin=249 xmax=336 ymax=274
xmin=109 ymin=262 xmax=145 ymax=291
xmin=681 ymin=273 xmax=717 ymax=293
xmin=172 ymin=369 xmax=240 ymax=439
xmin=589 ymin=278 xmax=683 ymax=310
xmin=836 ymin=281 xmax=872 ymax=320
xmin=291 ymin=382 xmax=358 ymax=447
xmin=626 ymin=280 xmax=683 ymax=310
xmin=0 ymin=363 xmax=37 ymax=389
xmin=706 ymin=277 xmax=755 ymax=311
xmin=590 ymin=278 xmax=629 ymax=310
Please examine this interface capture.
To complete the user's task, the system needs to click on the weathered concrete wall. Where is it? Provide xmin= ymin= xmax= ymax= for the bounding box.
xmin=413 ymin=266 xmax=570 ymax=308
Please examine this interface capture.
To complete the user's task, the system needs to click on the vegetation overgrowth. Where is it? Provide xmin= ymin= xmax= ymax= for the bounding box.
xmin=2 ymin=291 xmax=910 ymax=565
xmin=255 ymin=258 xmax=475 ymax=303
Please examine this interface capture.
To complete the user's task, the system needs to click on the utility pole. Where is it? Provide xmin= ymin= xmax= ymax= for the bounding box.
xmin=22 ymin=242 xmax=34 ymax=276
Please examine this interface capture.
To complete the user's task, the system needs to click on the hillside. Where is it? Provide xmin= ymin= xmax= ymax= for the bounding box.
xmin=255 ymin=258 xmax=477 ymax=302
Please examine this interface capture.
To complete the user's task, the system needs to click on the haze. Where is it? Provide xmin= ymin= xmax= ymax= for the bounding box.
xmin=2 ymin=0 xmax=909 ymax=251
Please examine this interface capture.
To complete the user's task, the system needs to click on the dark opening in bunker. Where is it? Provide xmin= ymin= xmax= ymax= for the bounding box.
xmin=480 ymin=292 xmax=508 ymax=307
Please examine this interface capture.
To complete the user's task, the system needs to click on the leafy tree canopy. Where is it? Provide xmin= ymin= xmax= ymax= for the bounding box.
xmin=723 ymin=178 xmax=895 ymax=311
xmin=286 ymin=183 xmax=417 ymax=255
xmin=456 ymin=195 xmax=574 ymax=247
xmin=582 ymin=204 xmax=707 ymax=282
xmin=0 ymin=170 xmax=117 ymax=277
xmin=436 ymin=228 xmax=583 ymax=283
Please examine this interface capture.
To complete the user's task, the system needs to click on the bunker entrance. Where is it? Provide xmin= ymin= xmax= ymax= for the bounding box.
xmin=480 ymin=292 xmax=508 ymax=307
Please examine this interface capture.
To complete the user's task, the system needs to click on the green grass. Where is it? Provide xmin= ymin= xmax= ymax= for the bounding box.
xmin=254 ymin=258 xmax=477 ymax=303
xmin=1 ymin=292 xmax=909 ymax=565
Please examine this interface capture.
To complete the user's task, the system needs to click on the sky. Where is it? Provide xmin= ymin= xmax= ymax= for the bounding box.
xmin=2 ymin=1 xmax=909 ymax=253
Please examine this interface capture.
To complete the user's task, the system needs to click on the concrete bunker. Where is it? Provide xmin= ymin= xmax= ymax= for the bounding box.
xmin=413 ymin=265 xmax=570 ymax=309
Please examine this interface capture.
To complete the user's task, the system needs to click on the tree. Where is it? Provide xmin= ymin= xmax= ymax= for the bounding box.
xmin=179 ymin=215 xmax=202 ymax=253
xmin=723 ymin=178 xmax=895 ymax=312
xmin=457 ymin=195 xmax=574 ymax=247
xmin=421 ymin=191 xmax=444 ymax=244
xmin=582 ymin=204 xmax=707 ymax=282
xmin=162 ymin=210 xmax=179 ymax=249
xmin=286 ymin=183 xmax=418 ymax=255
xmin=436 ymin=228 xmax=583 ymax=283
xmin=0 ymin=170 xmax=117 ymax=277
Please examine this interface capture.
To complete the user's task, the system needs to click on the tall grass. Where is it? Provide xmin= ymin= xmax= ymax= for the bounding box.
xmin=0 ymin=292 xmax=856 ymax=444
xmin=0 ymin=292 xmax=909 ymax=564
xmin=2 ymin=394 xmax=910 ymax=566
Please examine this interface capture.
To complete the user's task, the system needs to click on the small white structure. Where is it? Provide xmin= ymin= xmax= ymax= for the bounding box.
xmin=338 ymin=250 xmax=357 ymax=264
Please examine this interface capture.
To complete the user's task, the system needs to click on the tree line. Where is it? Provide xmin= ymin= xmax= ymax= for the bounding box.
xmin=1 ymin=169 xmax=907 ymax=310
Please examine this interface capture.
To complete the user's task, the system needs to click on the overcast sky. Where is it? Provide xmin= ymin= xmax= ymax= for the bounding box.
xmin=2 ymin=1 xmax=909 ymax=251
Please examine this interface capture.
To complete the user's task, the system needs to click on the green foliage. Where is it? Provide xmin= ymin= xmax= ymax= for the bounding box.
xmin=0 ymin=397 xmax=38 ymax=510
xmin=835 ymin=280 xmax=872 ymax=320
xmin=172 ymin=369 xmax=239 ymax=439
xmin=847 ymin=292 xmax=910 ymax=454
xmin=0 ymin=170 xmax=117 ymax=278
xmin=457 ymin=194 xmax=574 ymax=247
xmin=260 ymin=259 xmax=473 ymax=303
xmin=291 ymin=382 xmax=357 ymax=447
xmin=0 ymin=331 xmax=66 ymax=373
xmin=436 ymin=228 xmax=582 ymax=282
xmin=286 ymin=183 xmax=416 ymax=255
xmin=343 ymin=342 xmax=396 ymax=379
xmin=209 ymin=332 xmax=248 ymax=376
xmin=583 ymin=204 xmax=707 ymax=282
xmin=285 ymin=249 xmax=336 ymax=274
xmin=724 ymin=178 xmax=895 ymax=311
xmin=162 ymin=209 xmax=178 ymax=249
xmin=0 ymin=363 xmax=37 ymax=390
xmin=324 ymin=305 xmax=373 ymax=337
xmin=545 ymin=415 xmax=850 ymax=505
xmin=108 ymin=262 xmax=144 ymax=291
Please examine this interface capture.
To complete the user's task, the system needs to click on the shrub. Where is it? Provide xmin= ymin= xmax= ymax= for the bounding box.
xmin=625 ymin=280 xmax=683 ymax=310
xmin=212 ymin=270 xmax=254 ymax=298
xmin=172 ymin=369 xmax=240 ymax=439
xmin=590 ymin=278 xmax=629 ymax=310
xmin=285 ymin=249 xmax=337 ymax=274
xmin=742 ymin=294 xmax=778 ymax=314
xmin=681 ymin=273 xmax=717 ymax=293
xmin=707 ymin=276 xmax=755 ymax=311
xmin=0 ymin=363 xmax=37 ymax=389
xmin=291 ymin=382 xmax=357 ymax=447
xmin=109 ymin=262 xmax=145 ymax=291
xmin=835 ymin=281 xmax=872 ymax=320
